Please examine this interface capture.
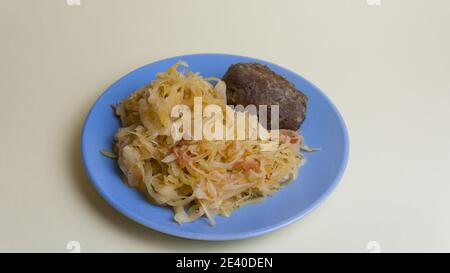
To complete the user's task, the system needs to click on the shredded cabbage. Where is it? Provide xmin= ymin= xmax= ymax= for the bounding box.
xmin=113 ymin=61 xmax=307 ymax=225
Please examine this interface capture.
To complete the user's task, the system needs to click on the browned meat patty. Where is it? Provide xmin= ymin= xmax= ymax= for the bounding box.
xmin=222 ymin=63 xmax=308 ymax=130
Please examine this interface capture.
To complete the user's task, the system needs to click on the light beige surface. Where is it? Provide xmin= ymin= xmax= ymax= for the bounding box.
xmin=1 ymin=0 xmax=449 ymax=252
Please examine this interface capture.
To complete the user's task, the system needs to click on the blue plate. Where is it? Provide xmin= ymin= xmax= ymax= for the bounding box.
xmin=81 ymin=53 xmax=349 ymax=241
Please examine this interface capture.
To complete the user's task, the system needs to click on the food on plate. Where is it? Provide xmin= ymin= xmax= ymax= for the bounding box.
xmin=223 ymin=63 xmax=308 ymax=130
xmin=111 ymin=62 xmax=308 ymax=225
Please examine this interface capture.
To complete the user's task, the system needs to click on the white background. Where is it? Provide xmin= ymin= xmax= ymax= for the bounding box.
xmin=0 ymin=0 xmax=449 ymax=252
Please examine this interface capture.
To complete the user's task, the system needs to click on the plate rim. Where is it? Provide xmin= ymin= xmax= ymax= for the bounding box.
xmin=81 ymin=53 xmax=350 ymax=241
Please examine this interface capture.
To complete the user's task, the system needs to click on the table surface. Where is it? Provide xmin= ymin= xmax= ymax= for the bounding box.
xmin=1 ymin=0 xmax=449 ymax=252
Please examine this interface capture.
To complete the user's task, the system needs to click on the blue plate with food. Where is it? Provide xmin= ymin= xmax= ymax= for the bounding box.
xmin=81 ymin=53 xmax=349 ymax=240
